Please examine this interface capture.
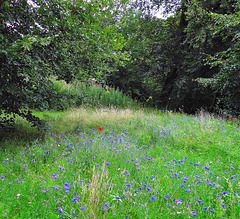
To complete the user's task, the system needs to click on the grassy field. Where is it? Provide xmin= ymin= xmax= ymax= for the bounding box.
xmin=0 ymin=79 xmax=239 ymax=218
xmin=0 ymin=106 xmax=239 ymax=218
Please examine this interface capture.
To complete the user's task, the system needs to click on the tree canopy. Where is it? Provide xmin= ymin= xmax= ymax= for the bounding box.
xmin=1 ymin=0 xmax=239 ymax=130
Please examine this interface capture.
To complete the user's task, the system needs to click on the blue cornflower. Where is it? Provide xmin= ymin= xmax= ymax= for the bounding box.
xmin=222 ymin=191 xmax=228 ymax=195
xmin=165 ymin=194 xmax=170 ymax=199
xmin=72 ymin=198 xmax=77 ymax=203
xmin=197 ymin=200 xmax=203 ymax=204
xmin=147 ymin=187 xmax=151 ymax=191
xmin=139 ymin=187 xmax=143 ymax=190
xmin=210 ymin=209 xmax=215 ymax=213
xmin=150 ymin=196 xmax=156 ymax=201
xmin=80 ymin=206 xmax=85 ymax=211
xmin=185 ymin=189 xmax=190 ymax=193
xmin=180 ymin=184 xmax=185 ymax=188
xmin=203 ymin=207 xmax=208 ymax=210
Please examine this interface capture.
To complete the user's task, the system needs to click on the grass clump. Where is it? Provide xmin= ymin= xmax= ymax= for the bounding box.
xmin=48 ymin=77 xmax=139 ymax=110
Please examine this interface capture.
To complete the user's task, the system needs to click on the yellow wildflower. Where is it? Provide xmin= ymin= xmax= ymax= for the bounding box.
xmin=149 ymin=96 xmax=152 ymax=99
xmin=106 ymin=91 xmax=110 ymax=93
xmin=146 ymin=99 xmax=149 ymax=102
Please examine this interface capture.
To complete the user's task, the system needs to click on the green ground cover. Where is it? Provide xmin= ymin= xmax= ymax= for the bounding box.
xmin=0 ymin=107 xmax=239 ymax=218
xmin=0 ymin=79 xmax=239 ymax=218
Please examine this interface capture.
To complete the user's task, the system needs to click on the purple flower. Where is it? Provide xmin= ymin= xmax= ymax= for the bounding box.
xmin=210 ymin=209 xmax=215 ymax=213
xmin=222 ymin=191 xmax=228 ymax=195
xmin=165 ymin=194 xmax=170 ymax=199
xmin=41 ymin=190 xmax=46 ymax=193
xmin=72 ymin=198 xmax=77 ymax=203
xmin=103 ymin=208 xmax=107 ymax=211
xmin=185 ymin=189 xmax=190 ymax=193
xmin=147 ymin=187 xmax=151 ymax=191
xmin=203 ymin=207 xmax=208 ymax=210
xmin=192 ymin=213 xmax=197 ymax=217
xmin=139 ymin=187 xmax=143 ymax=190
xmin=106 ymin=162 xmax=110 ymax=165
xmin=125 ymin=183 xmax=131 ymax=187
xmin=197 ymin=200 xmax=203 ymax=204
xmin=116 ymin=196 xmax=120 ymax=200
xmin=150 ymin=196 xmax=156 ymax=201
xmin=80 ymin=206 xmax=85 ymax=211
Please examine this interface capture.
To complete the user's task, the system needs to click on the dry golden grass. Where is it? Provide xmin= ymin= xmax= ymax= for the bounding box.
xmin=48 ymin=107 xmax=145 ymax=135
xmin=78 ymin=163 xmax=113 ymax=218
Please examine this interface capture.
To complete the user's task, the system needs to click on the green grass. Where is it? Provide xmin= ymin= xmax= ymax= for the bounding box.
xmin=48 ymin=77 xmax=139 ymax=110
xmin=0 ymin=107 xmax=239 ymax=218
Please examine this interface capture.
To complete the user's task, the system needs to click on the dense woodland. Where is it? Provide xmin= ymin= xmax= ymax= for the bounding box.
xmin=1 ymin=0 xmax=239 ymax=129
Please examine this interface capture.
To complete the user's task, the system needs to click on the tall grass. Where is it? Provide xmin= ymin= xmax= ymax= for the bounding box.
xmin=0 ymin=108 xmax=239 ymax=218
xmin=50 ymin=77 xmax=139 ymax=110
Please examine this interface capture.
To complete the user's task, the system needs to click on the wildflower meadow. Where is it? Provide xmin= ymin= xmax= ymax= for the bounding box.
xmin=0 ymin=82 xmax=240 ymax=219
xmin=0 ymin=107 xmax=239 ymax=218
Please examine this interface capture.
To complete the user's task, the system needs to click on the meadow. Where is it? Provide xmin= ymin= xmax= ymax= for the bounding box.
xmin=0 ymin=80 xmax=239 ymax=218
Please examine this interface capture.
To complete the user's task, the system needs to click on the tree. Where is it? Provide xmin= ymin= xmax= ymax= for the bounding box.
xmin=0 ymin=0 xmax=129 ymax=130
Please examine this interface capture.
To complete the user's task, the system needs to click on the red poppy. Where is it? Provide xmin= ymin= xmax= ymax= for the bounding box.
xmin=97 ymin=127 xmax=102 ymax=131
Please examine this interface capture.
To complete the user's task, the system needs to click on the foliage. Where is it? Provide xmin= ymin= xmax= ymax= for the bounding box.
xmin=0 ymin=0 xmax=129 ymax=130
xmin=196 ymin=9 xmax=240 ymax=116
